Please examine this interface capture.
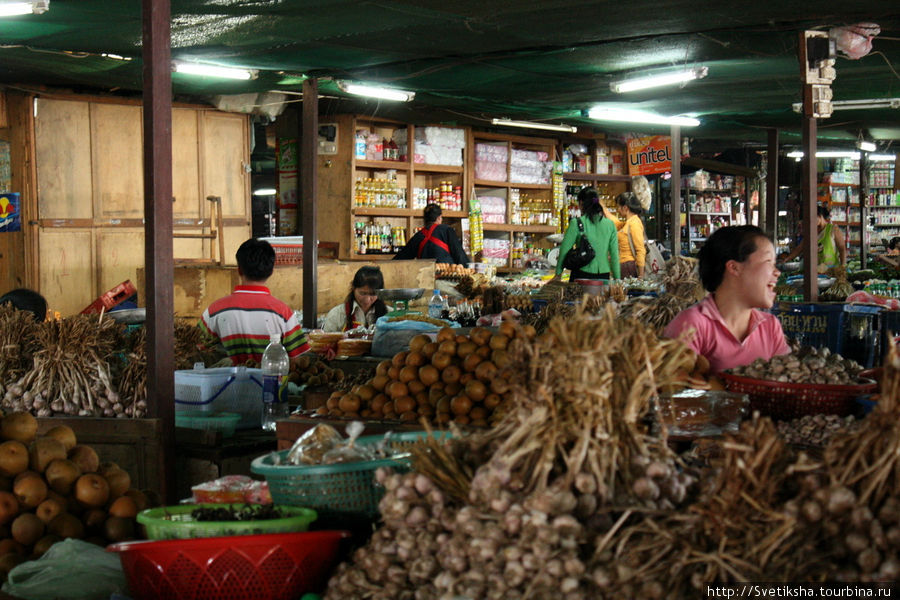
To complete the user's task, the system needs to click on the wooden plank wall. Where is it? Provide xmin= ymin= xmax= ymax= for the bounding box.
xmin=315 ymin=113 xmax=353 ymax=259
xmin=0 ymin=92 xmax=28 ymax=291
xmin=23 ymin=94 xmax=252 ymax=314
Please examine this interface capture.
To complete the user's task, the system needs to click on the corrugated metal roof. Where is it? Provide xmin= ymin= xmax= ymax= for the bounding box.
xmin=1 ymin=1 xmax=898 ymax=142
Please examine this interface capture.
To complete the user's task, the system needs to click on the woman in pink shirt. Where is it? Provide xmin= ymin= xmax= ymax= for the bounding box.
xmin=663 ymin=225 xmax=790 ymax=373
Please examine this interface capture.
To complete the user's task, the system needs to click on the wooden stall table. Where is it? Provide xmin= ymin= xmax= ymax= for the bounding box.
xmin=174 ymin=427 xmax=277 ymax=500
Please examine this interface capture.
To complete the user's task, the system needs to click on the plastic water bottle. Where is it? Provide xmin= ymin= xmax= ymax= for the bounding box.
xmin=261 ymin=333 xmax=290 ymax=431
xmin=428 ymin=289 xmax=443 ymax=319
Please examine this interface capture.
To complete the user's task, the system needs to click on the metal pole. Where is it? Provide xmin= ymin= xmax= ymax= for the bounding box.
xmin=142 ymin=0 xmax=175 ymax=502
xmin=670 ymin=126 xmax=681 ymax=257
xmin=301 ymin=78 xmax=318 ymax=329
xmin=766 ymin=129 xmax=779 ymax=242
xmin=859 ymin=150 xmax=868 ymax=269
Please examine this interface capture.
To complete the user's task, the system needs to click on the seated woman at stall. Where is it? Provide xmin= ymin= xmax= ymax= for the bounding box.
xmin=664 ymin=225 xmax=790 ymax=374
xmin=0 ymin=288 xmax=47 ymax=322
xmin=322 ymin=266 xmax=389 ymax=332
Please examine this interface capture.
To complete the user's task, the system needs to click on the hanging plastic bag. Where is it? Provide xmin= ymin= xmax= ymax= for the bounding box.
xmin=2 ymin=539 xmax=128 ymax=600
xmin=830 ymin=23 xmax=880 ymax=60
xmin=322 ymin=421 xmax=376 ymax=464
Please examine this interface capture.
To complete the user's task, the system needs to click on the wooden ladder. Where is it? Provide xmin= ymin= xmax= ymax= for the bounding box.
xmin=174 ymin=196 xmax=226 ymax=265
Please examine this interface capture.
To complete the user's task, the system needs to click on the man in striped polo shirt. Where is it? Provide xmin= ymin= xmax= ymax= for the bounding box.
xmin=199 ymin=238 xmax=309 ymax=365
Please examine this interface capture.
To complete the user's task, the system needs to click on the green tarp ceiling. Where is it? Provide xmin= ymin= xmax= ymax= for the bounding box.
xmin=0 ymin=1 xmax=898 ymax=144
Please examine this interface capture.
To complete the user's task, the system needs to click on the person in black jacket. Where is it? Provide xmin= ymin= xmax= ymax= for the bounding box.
xmin=393 ymin=203 xmax=470 ymax=265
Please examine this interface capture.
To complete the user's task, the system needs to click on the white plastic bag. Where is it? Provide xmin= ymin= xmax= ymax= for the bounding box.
xmin=2 ymin=539 xmax=128 ymax=600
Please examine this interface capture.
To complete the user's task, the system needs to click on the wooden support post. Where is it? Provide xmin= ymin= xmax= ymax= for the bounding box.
xmin=766 ymin=129 xmax=779 ymax=242
xmin=798 ymin=30 xmax=820 ymax=301
xmin=301 ymin=78 xmax=318 ymax=329
xmin=142 ymin=0 xmax=175 ymax=502
xmin=670 ymin=126 xmax=681 ymax=256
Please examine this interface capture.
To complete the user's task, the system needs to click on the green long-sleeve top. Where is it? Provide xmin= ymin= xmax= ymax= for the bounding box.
xmin=556 ymin=215 xmax=621 ymax=278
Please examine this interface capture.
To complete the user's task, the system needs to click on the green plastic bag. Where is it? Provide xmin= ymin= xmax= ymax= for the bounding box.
xmin=2 ymin=539 xmax=128 ymax=600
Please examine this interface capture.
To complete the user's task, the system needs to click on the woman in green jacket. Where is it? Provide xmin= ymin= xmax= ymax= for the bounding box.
xmin=553 ymin=187 xmax=621 ymax=280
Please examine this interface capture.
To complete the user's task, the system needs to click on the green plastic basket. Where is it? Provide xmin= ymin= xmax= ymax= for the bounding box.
xmin=250 ymin=431 xmax=453 ymax=520
xmin=174 ymin=411 xmax=241 ymax=438
xmin=136 ymin=503 xmax=318 ymax=540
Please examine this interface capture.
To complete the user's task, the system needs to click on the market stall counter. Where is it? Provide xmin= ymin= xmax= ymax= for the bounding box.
xmin=174 ymin=427 xmax=277 ymax=501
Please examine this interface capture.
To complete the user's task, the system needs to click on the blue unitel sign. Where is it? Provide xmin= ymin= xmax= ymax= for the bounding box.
xmin=0 ymin=193 xmax=20 ymax=233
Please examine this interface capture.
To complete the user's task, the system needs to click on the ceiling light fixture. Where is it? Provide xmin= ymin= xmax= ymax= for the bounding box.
xmin=610 ymin=66 xmax=708 ymax=93
xmin=786 ymin=150 xmax=896 ymax=162
xmin=857 ymin=140 xmax=876 ymax=152
xmin=792 ymin=97 xmax=900 ymax=113
xmin=587 ymin=107 xmax=700 ymax=127
xmin=172 ymin=61 xmax=259 ymax=80
xmin=173 ymin=62 xmax=257 ymax=80
xmin=0 ymin=0 xmax=48 ymax=16
xmin=252 ymin=187 xmax=277 ymax=197
xmin=336 ymin=81 xmax=415 ymax=102
xmin=490 ymin=118 xmax=577 ymax=133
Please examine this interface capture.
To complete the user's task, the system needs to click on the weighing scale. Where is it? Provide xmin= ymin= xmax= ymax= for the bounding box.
xmin=546 ymin=233 xmax=564 ymax=268
xmin=377 ymin=288 xmax=425 ymax=317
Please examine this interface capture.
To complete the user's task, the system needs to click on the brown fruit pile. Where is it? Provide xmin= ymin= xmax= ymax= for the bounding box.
xmin=318 ymin=323 xmax=532 ymax=427
xmin=0 ymin=412 xmax=158 ymax=582
xmin=287 ymin=354 xmax=345 ymax=388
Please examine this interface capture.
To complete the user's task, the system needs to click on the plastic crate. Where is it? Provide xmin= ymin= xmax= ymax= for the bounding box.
xmin=881 ymin=310 xmax=900 ymax=363
xmin=841 ymin=305 xmax=882 ymax=369
xmin=80 ymin=280 xmax=138 ymax=315
xmin=251 ymin=431 xmax=453 ymax=520
xmin=770 ymin=302 xmax=846 ymax=353
xmin=109 ymin=530 xmax=349 ymax=600
xmin=175 ymin=366 xmax=263 ymax=429
xmin=259 ymin=236 xmax=303 ymax=265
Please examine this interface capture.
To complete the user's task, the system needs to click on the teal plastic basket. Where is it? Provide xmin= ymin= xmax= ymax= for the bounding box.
xmin=250 ymin=431 xmax=452 ymax=520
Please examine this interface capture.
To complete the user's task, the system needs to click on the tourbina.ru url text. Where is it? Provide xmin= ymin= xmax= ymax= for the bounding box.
xmin=706 ymin=584 xmax=894 ymax=598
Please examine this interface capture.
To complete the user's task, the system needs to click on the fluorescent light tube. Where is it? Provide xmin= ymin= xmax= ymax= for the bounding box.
xmin=252 ymin=188 xmax=277 ymax=196
xmin=337 ymin=81 xmax=415 ymax=102
xmin=491 ymin=118 xmax=577 ymax=133
xmin=587 ymin=107 xmax=700 ymax=127
xmin=792 ymin=97 xmax=900 ymax=113
xmin=786 ymin=151 xmax=896 ymax=162
xmin=857 ymin=140 xmax=876 ymax=152
xmin=610 ymin=66 xmax=708 ymax=93
xmin=173 ymin=62 xmax=256 ymax=80
xmin=0 ymin=1 xmax=43 ymax=16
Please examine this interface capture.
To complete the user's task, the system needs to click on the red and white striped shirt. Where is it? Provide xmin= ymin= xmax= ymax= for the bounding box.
xmin=199 ymin=285 xmax=309 ymax=364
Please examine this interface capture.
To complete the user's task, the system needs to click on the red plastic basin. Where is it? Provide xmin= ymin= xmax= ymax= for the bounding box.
xmin=108 ymin=530 xmax=349 ymax=600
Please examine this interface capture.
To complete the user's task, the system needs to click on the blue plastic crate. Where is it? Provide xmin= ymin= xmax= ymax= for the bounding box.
xmin=771 ymin=302 xmax=846 ymax=353
xmin=881 ymin=310 xmax=900 ymax=363
xmin=842 ymin=305 xmax=881 ymax=368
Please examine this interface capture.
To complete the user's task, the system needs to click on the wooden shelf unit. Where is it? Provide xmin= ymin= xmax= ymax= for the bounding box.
xmin=681 ymin=185 xmax=739 ymax=252
xmin=317 ymin=115 xmax=469 ymax=260
xmin=469 ymin=130 xmax=558 ymax=270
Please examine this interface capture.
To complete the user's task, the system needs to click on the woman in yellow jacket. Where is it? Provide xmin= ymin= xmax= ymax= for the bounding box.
xmin=604 ymin=192 xmax=647 ymax=278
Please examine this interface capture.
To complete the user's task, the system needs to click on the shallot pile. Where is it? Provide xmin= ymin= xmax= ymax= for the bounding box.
xmin=618 ymin=256 xmax=704 ymax=332
xmin=326 ymin=306 xmax=702 ymax=598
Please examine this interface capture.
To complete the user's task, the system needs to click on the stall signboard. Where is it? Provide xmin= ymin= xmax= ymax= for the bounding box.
xmin=627 ymin=136 xmax=672 ymax=176
xmin=0 ymin=193 xmax=20 ymax=232
xmin=277 ymin=138 xmax=299 ymax=235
